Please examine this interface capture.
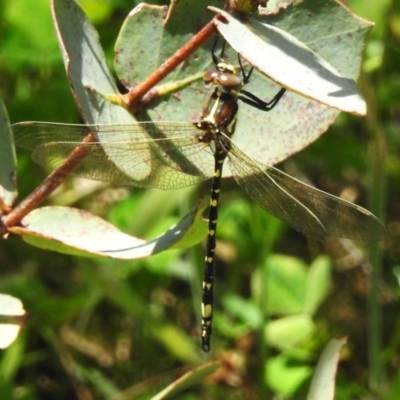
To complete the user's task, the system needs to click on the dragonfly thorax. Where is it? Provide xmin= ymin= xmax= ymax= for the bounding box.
xmin=198 ymin=85 xmax=239 ymax=141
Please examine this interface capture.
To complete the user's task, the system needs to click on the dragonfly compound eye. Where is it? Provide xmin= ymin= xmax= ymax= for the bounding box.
xmin=203 ymin=69 xmax=220 ymax=85
xmin=203 ymin=69 xmax=242 ymax=90
xmin=218 ymin=73 xmax=242 ymax=89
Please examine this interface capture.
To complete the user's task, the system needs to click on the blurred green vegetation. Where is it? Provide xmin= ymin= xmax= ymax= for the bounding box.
xmin=1 ymin=0 xmax=400 ymax=399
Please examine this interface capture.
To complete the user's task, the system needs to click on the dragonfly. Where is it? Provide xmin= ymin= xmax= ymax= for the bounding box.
xmin=11 ymin=48 xmax=386 ymax=352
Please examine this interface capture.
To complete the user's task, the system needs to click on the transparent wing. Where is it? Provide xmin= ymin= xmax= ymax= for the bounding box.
xmin=228 ymin=141 xmax=386 ymax=242
xmin=12 ymin=122 xmax=215 ymax=189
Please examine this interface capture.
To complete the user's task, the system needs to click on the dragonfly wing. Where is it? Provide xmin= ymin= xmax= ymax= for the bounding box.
xmin=228 ymin=143 xmax=386 ymax=241
xmin=12 ymin=122 xmax=153 ymax=181
xmin=12 ymin=122 xmax=215 ymax=189
xmin=30 ymin=141 xmax=150 ymax=186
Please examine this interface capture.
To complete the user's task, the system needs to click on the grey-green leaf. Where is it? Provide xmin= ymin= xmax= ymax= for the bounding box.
xmin=9 ymin=201 xmax=207 ymax=259
xmin=114 ymin=0 xmax=221 ymax=124
xmin=51 ymin=0 xmax=149 ymax=178
xmin=210 ymin=5 xmax=367 ymax=115
xmin=307 ymin=338 xmax=347 ymax=400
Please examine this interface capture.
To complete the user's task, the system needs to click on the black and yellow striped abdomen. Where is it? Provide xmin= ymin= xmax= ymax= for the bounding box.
xmin=201 ymin=147 xmax=227 ymax=352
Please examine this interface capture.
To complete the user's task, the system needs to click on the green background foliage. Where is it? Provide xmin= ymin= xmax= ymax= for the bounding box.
xmin=0 ymin=0 xmax=399 ymax=398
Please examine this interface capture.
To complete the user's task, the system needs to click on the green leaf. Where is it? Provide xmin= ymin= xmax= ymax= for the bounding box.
xmin=206 ymin=0 xmax=373 ymax=167
xmin=221 ymin=294 xmax=263 ymax=329
xmin=306 ymin=337 xmax=347 ymax=400
xmin=51 ymin=0 xmax=131 ymax=124
xmin=266 ymin=354 xmax=312 ymax=395
xmin=51 ymin=0 xmax=147 ymax=179
xmin=252 ymin=254 xmax=308 ymax=315
xmin=211 ymin=4 xmax=368 ymax=115
xmin=0 ymin=98 xmax=17 ymax=208
xmin=304 ymin=256 xmax=332 ymax=315
xmin=115 ymin=0 xmax=221 ymax=85
xmin=9 ymin=200 xmax=207 ymax=259
xmin=0 ymin=335 xmax=26 ymax=387
xmin=114 ymin=0 xmax=220 ymax=124
xmin=253 ymin=254 xmax=332 ymax=316
xmin=265 ymin=314 xmax=315 ymax=351
xmin=115 ymin=4 xmax=169 ymax=87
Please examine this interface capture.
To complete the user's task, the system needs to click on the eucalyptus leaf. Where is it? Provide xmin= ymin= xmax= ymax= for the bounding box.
xmin=218 ymin=0 xmax=373 ymax=166
xmin=9 ymin=201 xmax=207 ymax=259
xmin=50 ymin=0 xmax=150 ymax=180
xmin=114 ymin=0 xmax=221 ymax=125
xmin=211 ymin=5 xmax=367 ymax=115
xmin=51 ymin=0 xmax=133 ymax=125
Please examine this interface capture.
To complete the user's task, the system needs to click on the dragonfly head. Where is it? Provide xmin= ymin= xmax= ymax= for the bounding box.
xmin=203 ymin=62 xmax=243 ymax=92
